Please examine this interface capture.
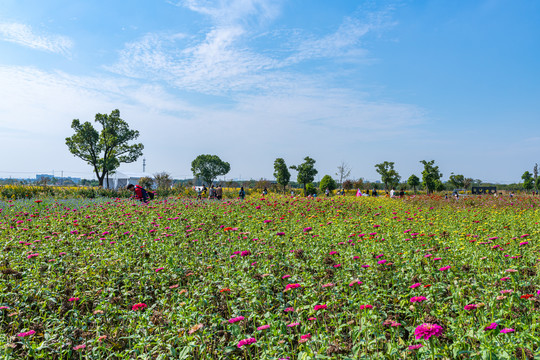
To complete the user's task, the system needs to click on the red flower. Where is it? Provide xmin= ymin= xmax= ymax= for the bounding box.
xmin=521 ymin=294 xmax=534 ymax=299
xmin=220 ymin=288 xmax=231 ymax=293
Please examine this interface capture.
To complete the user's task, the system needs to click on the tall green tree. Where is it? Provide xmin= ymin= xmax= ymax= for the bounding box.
xmin=319 ymin=175 xmax=337 ymax=192
xmin=290 ymin=157 xmax=318 ymax=195
xmin=374 ymin=161 xmax=401 ymax=190
xmin=65 ymin=109 xmax=144 ymax=187
xmin=154 ymin=172 xmax=173 ymax=190
xmin=522 ymin=171 xmax=534 ymax=192
xmin=448 ymin=173 xmax=465 ymax=189
xmin=273 ymin=158 xmax=291 ymax=192
xmin=407 ymin=174 xmax=420 ymax=194
xmin=191 ymin=154 xmax=230 ymax=186
xmin=420 ymin=160 xmax=442 ymax=194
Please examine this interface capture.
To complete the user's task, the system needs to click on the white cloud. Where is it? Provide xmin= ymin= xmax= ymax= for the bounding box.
xmin=0 ymin=22 xmax=72 ymax=56
xmin=175 ymin=0 xmax=281 ymax=25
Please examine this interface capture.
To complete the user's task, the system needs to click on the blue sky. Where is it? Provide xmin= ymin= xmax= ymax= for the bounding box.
xmin=0 ymin=0 xmax=539 ymax=183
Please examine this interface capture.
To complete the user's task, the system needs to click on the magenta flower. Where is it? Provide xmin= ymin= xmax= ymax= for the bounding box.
xmin=322 ymin=283 xmax=334 ymax=288
xmin=464 ymin=304 xmax=478 ymax=311
xmin=228 ymin=316 xmax=245 ymax=324
xmin=284 ymin=307 xmax=294 ymax=312
xmin=359 ymin=304 xmax=373 ymax=310
xmin=257 ymin=325 xmax=270 ymax=330
xmin=155 ymin=267 xmax=164 ymax=272
xmin=284 ymin=283 xmax=301 ymax=291
xmin=438 ymin=265 xmax=451 ymax=271
xmin=73 ymin=344 xmax=86 ymax=351
xmin=240 ymin=250 xmax=251 ymax=256
xmin=484 ymin=323 xmax=498 ymax=330
xmin=308 ymin=317 xmax=317 ymax=321
xmin=410 ymin=283 xmax=421 ymax=288
xmin=68 ymin=297 xmax=80 ymax=302
xmin=303 ymin=227 xmax=312 ymax=232
xmin=414 ymin=323 xmax=443 ymax=340
xmin=300 ymin=333 xmax=312 ymax=340
xmin=282 ymin=275 xmax=291 ymax=279
xmin=333 ymin=264 xmax=341 ymax=268
xmin=314 ymin=304 xmax=327 ymax=311
xmin=276 ymin=232 xmax=285 ymax=236
xmin=17 ymin=330 xmax=36 ymax=337
xmin=410 ymin=296 xmax=427 ymax=303
xmin=500 ymin=328 xmax=515 ymax=333
xmin=519 ymin=241 xmax=529 ymax=246
xmin=349 ymin=280 xmax=362 ymax=286
xmin=132 ymin=303 xmax=147 ymax=311
xmin=377 ymin=259 xmax=387 ymax=265
xmin=287 ymin=322 xmax=300 ymax=327
xmin=237 ymin=338 xmax=257 ymax=348
xmin=408 ymin=344 xmax=424 ymax=350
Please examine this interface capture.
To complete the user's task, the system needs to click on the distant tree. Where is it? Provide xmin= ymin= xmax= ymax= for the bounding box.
xmin=534 ymin=163 xmax=539 ymax=181
xmin=407 ymin=174 xmax=420 ymax=194
xmin=353 ymin=178 xmax=364 ymax=190
xmin=273 ymin=158 xmax=291 ymax=192
xmin=290 ymin=157 xmax=318 ymax=195
xmin=138 ymin=177 xmax=154 ymax=189
xmin=191 ymin=154 xmax=230 ymax=186
xmin=522 ymin=171 xmax=534 ymax=192
xmin=463 ymin=177 xmax=473 ymax=190
xmin=434 ymin=179 xmax=446 ymax=192
xmin=335 ymin=162 xmax=351 ymax=188
xmin=536 ymin=177 xmax=540 ymax=192
xmin=374 ymin=162 xmax=401 ymax=191
xmin=448 ymin=173 xmax=465 ymax=189
xmin=420 ymin=160 xmax=442 ymax=194
xmin=342 ymin=179 xmax=353 ymax=190
xmin=65 ymin=109 xmax=144 ymax=187
xmin=255 ymin=179 xmax=271 ymax=191
xmin=154 ymin=172 xmax=173 ymax=190
xmin=305 ymin=183 xmax=317 ymax=196
xmin=319 ymin=175 xmax=337 ymax=192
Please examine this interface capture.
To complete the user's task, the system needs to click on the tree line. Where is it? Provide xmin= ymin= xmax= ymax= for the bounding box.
xmin=65 ymin=109 xmax=540 ymax=193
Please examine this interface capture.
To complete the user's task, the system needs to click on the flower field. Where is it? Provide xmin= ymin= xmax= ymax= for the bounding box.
xmin=1 ymin=195 xmax=540 ymax=359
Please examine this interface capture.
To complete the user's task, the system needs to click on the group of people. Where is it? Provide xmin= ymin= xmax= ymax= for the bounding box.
xmin=196 ymin=184 xmax=225 ymax=200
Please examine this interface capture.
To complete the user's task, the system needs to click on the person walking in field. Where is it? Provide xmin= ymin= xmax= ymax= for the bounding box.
xmin=325 ymin=188 xmax=330 ymax=197
xmin=197 ymin=187 xmax=202 ymax=200
xmin=239 ymin=186 xmax=245 ymax=200
xmin=208 ymin=185 xmax=216 ymax=200
xmin=216 ymin=184 xmax=223 ymax=200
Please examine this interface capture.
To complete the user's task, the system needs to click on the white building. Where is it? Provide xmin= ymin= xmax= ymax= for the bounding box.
xmin=110 ymin=171 xmax=154 ymax=189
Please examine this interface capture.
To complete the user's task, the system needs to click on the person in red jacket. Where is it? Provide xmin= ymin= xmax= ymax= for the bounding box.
xmin=126 ymin=184 xmax=149 ymax=203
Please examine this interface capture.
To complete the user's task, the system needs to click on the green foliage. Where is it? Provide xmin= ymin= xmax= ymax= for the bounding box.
xmin=319 ymin=175 xmax=337 ymax=192
xmin=273 ymin=158 xmax=291 ymax=192
xmin=138 ymin=176 xmax=154 ymax=189
xmin=304 ymin=182 xmax=317 ymax=196
xmin=522 ymin=171 xmax=534 ymax=191
xmin=290 ymin=157 xmax=318 ymax=194
xmin=374 ymin=161 xmax=401 ymax=190
xmin=65 ymin=109 xmax=144 ymax=186
xmin=420 ymin=160 xmax=442 ymax=194
xmin=407 ymin=174 xmax=420 ymax=193
xmin=448 ymin=174 xmax=465 ymax=189
xmin=191 ymin=154 xmax=231 ymax=186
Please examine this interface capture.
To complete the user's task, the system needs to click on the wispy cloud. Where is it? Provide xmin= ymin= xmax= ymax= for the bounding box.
xmin=108 ymin=3 xmax=391 ymax=95
xmin=0 ymin=22 xmax=72 ymax=56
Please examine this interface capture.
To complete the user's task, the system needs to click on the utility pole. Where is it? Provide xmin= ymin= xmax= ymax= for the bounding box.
xmin=61 ymin=170 xmax=63 ymax=185
xmin=143 ymin=158 xmax=146 ymax=173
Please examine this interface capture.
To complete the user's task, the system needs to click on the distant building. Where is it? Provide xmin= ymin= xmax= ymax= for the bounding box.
xmin=36 ymin=174 xmax=53 ymax=180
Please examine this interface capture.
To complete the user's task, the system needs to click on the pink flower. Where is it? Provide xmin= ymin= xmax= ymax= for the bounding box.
xmin=237 ymin=338 xmax=257 ymax=348
xmin=308 ymin=317 xmax=317 ymax=321
xmin=68 ymin=297 xmax=80 ymax=302
xmin=500 ymin=289 xmax=513 ymax=294
xmin=438 ymin=265 xmax=451 ymax=271
xmin=391 ymin=322 xmax=402 ymax=327
xmin=284 ymin=283 xmax=301 ymax=291
xmin=353 ymin=256 xmax=360 ymax=260
xmin=500 ymin=277 xmax=510 ymax=281
xmin=282 ymin=275 xmax=291 ymax=279
xmin=500 ymin=328 xmax=515 ymax=333
xmin=333 ymin=264 xmax=341 ymax=268
xmin=300 ymin=333 xmax=311 ymax=340
xmin=287 ymin=322 xmax=300 ymax=327
xmin=505 ymin=269 xmax=517 ymax=273
xmin=132 ymin=303 xmax=147 ymax=311
xmin=314 ymin=304 xmax=327 ymax=311
xmin=519 ymin=241 xmax=529 ymax=246
xmin=284 ymin=307 xmax=294 ymax=312
xmin=240 ymin=250 xmax=251 ymax=256
xmin=377 ymin=259 xmax=387 ymax=265
xmin=303 ymin=227 xmax=312 ymax=232
xmin=17 ymin=330 xmax=36 ymax=337
xmin=410 ymin=283 xmax=421 ymax=288
xmin=155 ymin=267 xmax=164 ymax=272
xmin=464 ymin=304 xmax=478 ymax=311
xmin=484 ymin=323 xmax=498 ymax=330
xmin=0 ymin=306 xmax=9 ymax=310
xmin=228 ymin=316 xmax=245 ymax=324
xmin=410 ymin=296 xmax=427 ymax=303
xmin=409 ymin=344 xmax=424 ymax=350
xmin=349 ymin=280 xmax=362 ymax=287
xmin=361 ymin=264 xmax=370 ymax=268
xmin=414 ymin=323 xmax=443 ymax=340
xmin=73 ymin=344 xmax=86 ymax=351
xmin=359 ymin=304 xmax=373 ymax=310
xmin=322 ymin=283 xmax=334 ymax=288
xmin=257 ymin=325 xmax=270 ymax=330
